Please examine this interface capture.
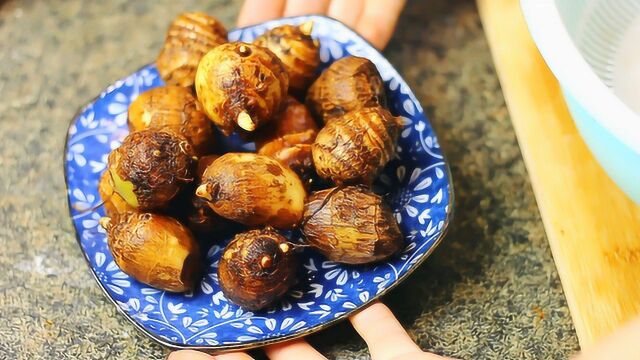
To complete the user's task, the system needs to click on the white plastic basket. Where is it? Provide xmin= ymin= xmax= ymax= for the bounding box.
xmin=561 ymin=0 xmax=640 ymax=112
xmin=521 ymin=0 xmax=640 ymax=203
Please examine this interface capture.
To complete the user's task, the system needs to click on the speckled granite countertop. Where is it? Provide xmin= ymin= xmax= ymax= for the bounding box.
xmin=0 ymin=0 xmax=580 ymax=358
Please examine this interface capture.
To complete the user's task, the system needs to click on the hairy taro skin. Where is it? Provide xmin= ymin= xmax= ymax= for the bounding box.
xmin=98 ymin=171 xmax=135 ymax=217
xmin=254 ymin=23 xmax=320 ymax=94
xmin=108 ymin=130 xmax=196 ymax=210
xmin=195 ymin=154 xmax=219 ymax=179
xmin=254 ymin=96 xmax=319 ymax=184
xmin=312 ymin=107 xmax=401 ymax=185
xmin=302 ymin=186 xmax=403 ymax=264
xmin=156 ymin=12 xmax=228 ymax=87
xmin=103 ymin=212 xmax=202 ymax=292
xmin=254 ymin=97 xmax=319 ymax=148
xmin=185 ymin=195 xmax=236 ymax=236
xmin=197 ymin=153 xmax=306 ymax=229
xmin=262 ymin=142 xmax=315 ymax=188
xmin=167 ymin=187 xmax=239 ymax=238
xmin=306 ymin=56 xmax=386 ymax=123
xmin=195 ymin=42 xmax=289 ymax=135
xmin=184 ymin=155 xmax=238 ymax=236
xmin=218 ymin=228 xmax=296 ymax=310
xmin=128 ymin=86 xmax=214 ymax=155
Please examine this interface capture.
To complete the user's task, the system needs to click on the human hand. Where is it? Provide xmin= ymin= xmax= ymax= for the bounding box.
xmin=236 ymin=0 xmax=407 ymax=50
xmin=168 ymin=301 xmax=452 ymax=360
xmin=572 ymin=316 xmax=640 ymax=360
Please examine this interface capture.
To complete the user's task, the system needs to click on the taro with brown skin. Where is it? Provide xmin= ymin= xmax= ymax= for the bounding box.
xmin=302 ymin=186 xmax=403 ymax=264
xmin=218 ymin=227 xmax=296 ymax=310
xmin=108 ymin=130 xmax=196 ymax=210
xmin=100 ymin=212 xmax=202 ymax=292
xmin=195 ymin=42 xmax=289 ymax=135
xmin=253 ymin=96 xmax=319 ymax=185
xmin=156 ymin=12 xmax=228 ymax=87
xmin=128 ymin=86 xmax=214 ymax=155
xmin=98 ymin=171 xmax=135 ymax=217
xmin=167 ymin=188 xmax=238 ymax=237
xmin=254 ymin=22 xmax=320 ymax=95
xmin=253 ymin=97 xmax=319 ymax=148
xmin=195 ymin=154 xmax=219 ymax=179
xmin=263 ymin=142 xmax=315 ymax=189
xmin=185 ymin=195 xmax=237 ymax=236
xmin=312 ymin=107 xmax=401 ymax=185
xmin=195 ymin=153 xmax=306 ymax=229
xmin=183 ymin=155 xmax=239 ymax=236
xmin=306 ymin=56 xmax=386 ymax=123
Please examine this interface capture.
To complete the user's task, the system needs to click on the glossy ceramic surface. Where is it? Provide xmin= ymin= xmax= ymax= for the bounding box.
xmin=64 ymin=15 xmax=453 ymax=350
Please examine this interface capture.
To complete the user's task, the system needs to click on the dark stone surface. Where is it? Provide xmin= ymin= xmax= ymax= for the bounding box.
xmin=0 ymin=0 xmax=580 ymax=358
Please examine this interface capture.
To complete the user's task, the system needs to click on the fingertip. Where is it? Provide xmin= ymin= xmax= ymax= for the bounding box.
xmin=264 ymin=339 xmax=326 ymax=360
xmin=355 ymin=0 xmax=406 ymax=50
xmin=355 ymin=19 xmax=390 ymax=50
xmin=349 ymin=301 xmax=421 ymax=360
xmin=236 ymin=0 xmax=285 ymax=27
xmin=283 ymin=0 xmax=331 ymax=17
xmin=213 ymin=352 xmax=255 ymax=360
xmin=350 ymin=301 xmax=390 ymax=323
xmin=328 ymin=0 xmax=365 ymax=28
xmin=167 ymin=350 xmax=255 ymax=360
xmin=167 ymin=350 xmax=215 ymax=360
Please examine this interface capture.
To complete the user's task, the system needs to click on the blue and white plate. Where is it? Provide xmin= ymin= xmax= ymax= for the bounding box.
xmin=64 ymin=15 xmax=454 ymax=351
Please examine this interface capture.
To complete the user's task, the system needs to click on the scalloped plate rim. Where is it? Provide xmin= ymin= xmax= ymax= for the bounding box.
xmin=62 ymin=14 xmax=455 ymax=352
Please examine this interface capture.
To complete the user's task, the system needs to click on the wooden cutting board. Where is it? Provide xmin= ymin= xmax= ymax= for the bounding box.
xmin=477 ymin=0 xmax=640 ymax=348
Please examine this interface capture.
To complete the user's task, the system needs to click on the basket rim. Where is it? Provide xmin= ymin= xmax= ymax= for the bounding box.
xmin=520 ymin=0 xmax=640 ymax=155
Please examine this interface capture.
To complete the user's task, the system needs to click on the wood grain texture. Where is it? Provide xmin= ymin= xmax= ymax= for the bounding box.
xmin=477 ymin=0 xmax=640 ymax=347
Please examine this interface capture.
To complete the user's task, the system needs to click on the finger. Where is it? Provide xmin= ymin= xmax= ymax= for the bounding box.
xmin=264 ymin=339 xmax=326 ymax=360
xmin=572 ymin=317 xmax=640 ymax=360
xmin=213 ymin=352 xmax=255 ymax=360
xmin=355 ymin=0 xmax=406 ymax=49
xmin=349 ymin=302 xmax=422 ymax=360
xmin=167 ymin=350 xmax=215 ymax=360
xmin=283 ymin=0 xmax=331 ymax=17
xmin=167 ymin=350 xmax=254 ymax=360
xmin=237 ymin=0 xmax=286 ymax=27
xmin=327 ymin=0 xmax=365 ymax=28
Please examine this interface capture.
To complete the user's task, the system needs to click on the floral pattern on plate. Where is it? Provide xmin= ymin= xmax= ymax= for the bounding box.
xmin=64 ymin=15 xmax=453 ymax=350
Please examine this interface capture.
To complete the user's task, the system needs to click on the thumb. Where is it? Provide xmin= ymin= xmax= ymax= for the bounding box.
xmin=168 ymin=350 xmax=214 ymax=360
xmin=168 ymin=350 xmax=254 ymax=360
